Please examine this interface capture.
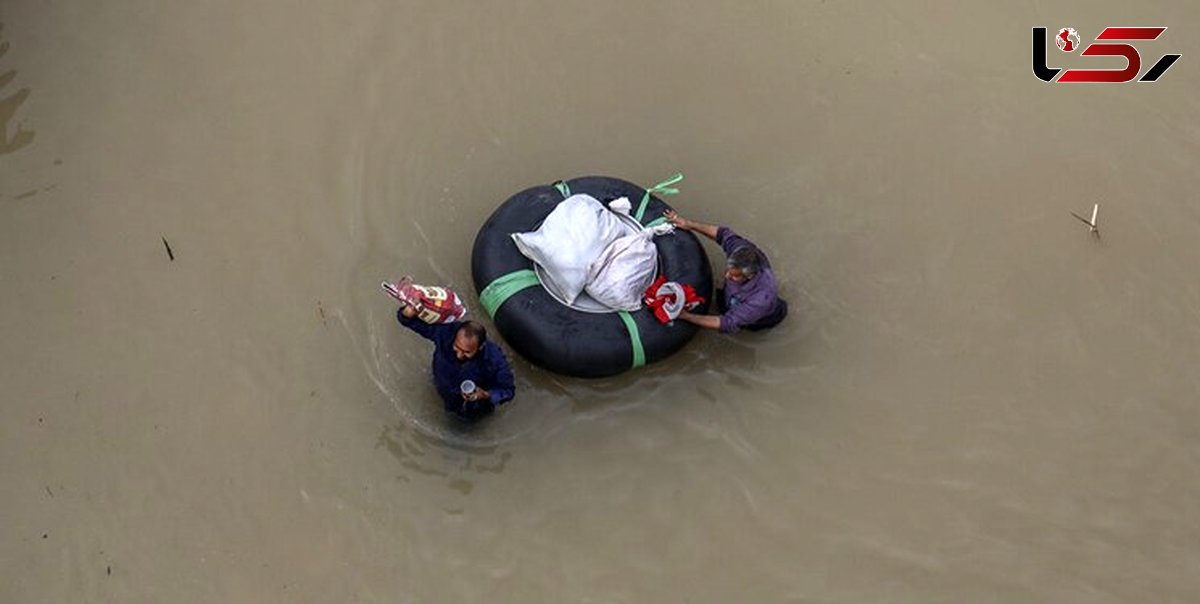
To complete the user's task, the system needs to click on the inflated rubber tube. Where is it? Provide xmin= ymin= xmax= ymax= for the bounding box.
xmin=471 ymin=175 xmax=713 ymax=378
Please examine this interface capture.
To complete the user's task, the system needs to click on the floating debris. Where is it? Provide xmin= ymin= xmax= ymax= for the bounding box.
xmin=1070 ymin=203 xmax=1099 ymax=236
xmin=161 ymin=236 xmax=175 ymax=261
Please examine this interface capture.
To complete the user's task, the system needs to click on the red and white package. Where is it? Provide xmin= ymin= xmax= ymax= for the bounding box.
xmin=382 ymin=276 xmax=468 ymax=324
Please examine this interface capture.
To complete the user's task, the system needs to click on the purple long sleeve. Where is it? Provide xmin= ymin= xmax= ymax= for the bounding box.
xmin=715 ymin=227 xmax=781 ymax=334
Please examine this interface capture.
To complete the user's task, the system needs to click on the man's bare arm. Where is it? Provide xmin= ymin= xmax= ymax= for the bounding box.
xmin=664 ymin=211 xmax=719 ymax=242
xmin=677 ymin=310 xmax=722 ymax=331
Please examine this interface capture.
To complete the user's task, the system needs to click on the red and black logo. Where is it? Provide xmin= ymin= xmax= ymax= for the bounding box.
xmin=1033 ymin=27 xmax=1181 ymax=83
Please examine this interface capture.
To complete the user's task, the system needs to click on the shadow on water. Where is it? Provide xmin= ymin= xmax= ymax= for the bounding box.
xmin=376 ymin=420 xmax=514 ymax=495
xmin=0 ymin=24 xmax=35 ymax=156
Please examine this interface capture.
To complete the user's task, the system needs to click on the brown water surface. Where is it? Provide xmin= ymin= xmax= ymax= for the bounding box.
xmin=2 ymin=2 xmax=1199 ymax=601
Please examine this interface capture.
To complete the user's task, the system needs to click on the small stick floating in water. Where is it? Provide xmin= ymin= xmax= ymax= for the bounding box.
xmin=1070 ymin=204 xmax=1099 ymax=235
xmin=161 ymin=236 xmax=175 ymax=261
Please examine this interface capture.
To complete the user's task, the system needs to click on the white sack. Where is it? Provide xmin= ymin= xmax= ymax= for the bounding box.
xmin=511 ymin=194 xmax=627 ymax=304
xmin=584 ymin=222 xmax=675 ymax=311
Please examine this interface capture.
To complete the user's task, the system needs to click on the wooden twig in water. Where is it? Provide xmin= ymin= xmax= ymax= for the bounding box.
xmin=161 ymin=236 xmax=175 ymax=261
xmin=1070 ymin=204 xmax=1099 ymax=236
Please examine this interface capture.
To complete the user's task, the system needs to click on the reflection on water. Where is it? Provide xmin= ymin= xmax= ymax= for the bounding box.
xmin=0 ymin=23 xmax=34 ymax=156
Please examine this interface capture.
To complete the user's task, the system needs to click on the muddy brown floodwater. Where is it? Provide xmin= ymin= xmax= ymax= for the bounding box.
xmin=2 ymin=1 xmax=1199 ymax=601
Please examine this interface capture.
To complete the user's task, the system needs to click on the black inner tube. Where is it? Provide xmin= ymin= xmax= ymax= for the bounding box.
xmin=471 ymin=176 xmax=713 ymax=378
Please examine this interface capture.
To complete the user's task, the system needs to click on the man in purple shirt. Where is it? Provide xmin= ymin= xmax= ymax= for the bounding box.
xmin=664 ymin=211 xmax=788 ymax=333
xmin=397 ymin=305 xmax=516 ymax=421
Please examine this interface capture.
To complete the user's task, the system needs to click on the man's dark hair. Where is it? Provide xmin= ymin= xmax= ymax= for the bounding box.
xmin=457 ymin=321 xmax=488 ymax=346
xmin=728 ymin=246 xmax=762 ymax=277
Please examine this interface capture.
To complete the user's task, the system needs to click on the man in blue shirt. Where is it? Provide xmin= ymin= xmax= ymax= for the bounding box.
xmin=397 ymin=305 xmax=516 ymax=420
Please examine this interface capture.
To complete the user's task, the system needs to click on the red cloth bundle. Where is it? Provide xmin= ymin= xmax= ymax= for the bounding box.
xmin=642 ymin=276 xmax=705 ymax=324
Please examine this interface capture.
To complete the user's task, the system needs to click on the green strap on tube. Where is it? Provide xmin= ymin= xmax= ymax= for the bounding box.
xmin=642 ymin=216 xmax=669 ymax=229
xmin=479 ymin=269 xmax=541 ymax=318
xmin=481 ymin=271 xmax=646 ymax=369
xmin=554 ymin=181 xmax=571 ymax=198
xmin=633 ymin=172 xmax=684 ymax=224
xmin=617 ymin=311 xmax=646 ymax=369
